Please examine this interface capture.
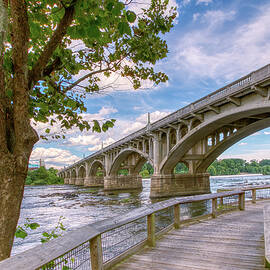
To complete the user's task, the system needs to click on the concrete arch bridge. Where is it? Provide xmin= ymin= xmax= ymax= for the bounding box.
xmin=59 ymin=64 xmax=270 ymax=198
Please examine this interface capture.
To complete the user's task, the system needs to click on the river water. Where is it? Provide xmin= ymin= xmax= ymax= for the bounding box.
xmin=12 ymin=174 xmax=270 ymax=255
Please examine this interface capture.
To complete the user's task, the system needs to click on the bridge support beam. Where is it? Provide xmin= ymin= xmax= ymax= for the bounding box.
xmin=150 ymin=173 xmax=210 ymax=198
xmin=104 ymin=175 xmax=143 ymax=191
xmin=84 ymin=177 xmax=104 ymax=187
xmin=75 ymin=178 xmax=84 ymax=185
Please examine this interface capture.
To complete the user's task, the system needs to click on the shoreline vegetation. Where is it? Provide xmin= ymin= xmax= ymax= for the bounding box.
xmin=27 ymin=158 xmax=270 ymax=186
xmin=139 ymin=158 xmax=270 ymax=178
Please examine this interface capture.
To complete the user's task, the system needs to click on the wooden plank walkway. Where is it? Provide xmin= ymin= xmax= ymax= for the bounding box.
xmin=113 ymin=200 xmax=269 ymax=270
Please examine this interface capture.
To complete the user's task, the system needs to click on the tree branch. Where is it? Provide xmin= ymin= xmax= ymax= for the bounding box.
xmin=65 ymin=67 xmax=111 ymax=92
xmin=29 ymin=1 xmax=77 ymax=88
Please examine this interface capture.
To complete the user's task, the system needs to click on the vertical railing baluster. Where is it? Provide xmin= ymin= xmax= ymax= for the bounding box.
xmin=147 ymin=213 xmax=156 ymax=247
xmin=212 ymin=198 xmax=217 ymax=218
xmin=174 ymin=204 xmax=180 ymax=229
xmin=90 ymin=235 xmax=104 ymax=270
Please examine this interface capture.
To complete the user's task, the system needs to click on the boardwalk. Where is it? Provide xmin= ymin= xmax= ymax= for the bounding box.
xmin=114 ymin=201 xmax=268 ymax=270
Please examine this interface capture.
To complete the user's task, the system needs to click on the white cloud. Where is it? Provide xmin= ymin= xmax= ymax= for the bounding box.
xmin=30 ymin=147 xmax=80 ymax=169
xmin=68 ymin=135 xmax=100 ymax=146
xmin=88 ymin=137 xmax=115 ymax=152
xmin=251 ymin=132 xmax=262 ymax=136
xmin=201 ymin=10 xmax=236 ymax=28
xmin=221 ymin=149 xmax=270 ymax=162
xmin=173 ymin=4 xmax=270 ymax=81
xmin=122 ymin=111 xmax=170 ymax=135
xmin=33 ymin=106 xmax=117 ymax=139
xmin=129 ymin=0 xmax=179 ymax=19
xmin=196 ymin=0 xmax=212 ymax=5
xmin=193 ymin=13 xmax=200 ymax=22
xmin=239 ymin=142 xmax=247 ymax=146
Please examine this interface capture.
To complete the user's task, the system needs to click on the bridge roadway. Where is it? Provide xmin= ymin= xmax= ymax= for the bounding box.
xmin=114 ymin=201 xmax=268 ymax=270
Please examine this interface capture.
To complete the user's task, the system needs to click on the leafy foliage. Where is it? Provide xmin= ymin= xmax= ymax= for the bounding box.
xmin=207 ymin=159 xmax=270 ymax=176
xmin=139 ymin=162 xmax=154 ymax=178
xmin=15 ymin=218 xmax=40 ymax=239
xmin=41 ymin=216 xmax=66 ymax=243
xmin=25 ymin=167 xmax=63 ymax=185
xmin=3 ymin=0 xmax=177 ymax=138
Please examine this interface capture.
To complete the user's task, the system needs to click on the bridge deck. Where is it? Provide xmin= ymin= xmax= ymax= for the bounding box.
xmin=113 ymin=201 xmax=268 ymax=270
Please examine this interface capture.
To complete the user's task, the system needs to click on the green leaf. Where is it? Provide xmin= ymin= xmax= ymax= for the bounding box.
xmin=42 ymin=232 xmax=50 ymax=238
xmin=118 ymin=22 xmax=131 ymax=35
xmin=29 ymin=223 xmax=40 ymax=230
xmin=92 ymin=120 xmax=101 ymax=133
xmin=87 ymin=24 xmax=100 ymax=38
xmin=126 ymin=11 xmax=136 ymax=23
xmin=45 ymin=128 xmax=50 ymax=134
xmin=15 ymin=227 xmax=28 ymax=239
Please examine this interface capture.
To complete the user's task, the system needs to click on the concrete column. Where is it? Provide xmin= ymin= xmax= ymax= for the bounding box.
xmin=149 ymin=138 xmax=153 ymax=159
xmin=166 ymin=129 xmax=171 ymax=156
xmin=152 ymin=133 xmax=161 ymax=174
xmin=150 ymin=173 xmax=210 ymax=198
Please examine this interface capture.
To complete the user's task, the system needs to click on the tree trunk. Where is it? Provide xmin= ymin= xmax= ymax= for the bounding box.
xmin=0 ymin=143 xmax=36 ymax=260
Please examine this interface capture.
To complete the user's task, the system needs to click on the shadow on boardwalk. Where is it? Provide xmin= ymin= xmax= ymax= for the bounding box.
xmin=114 ymin=201 xmax=268 ymax=270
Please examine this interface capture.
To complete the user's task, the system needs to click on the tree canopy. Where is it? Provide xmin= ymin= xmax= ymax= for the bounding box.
xmin=3 ymin=0 xmax=176 ymax=138
xmin=26 ymin=167 xmax=63 ymax=185
xmin=0 ymin=0 xmax=176 ymax=260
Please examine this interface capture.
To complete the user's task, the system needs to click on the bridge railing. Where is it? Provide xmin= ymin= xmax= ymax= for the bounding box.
xmin=1 ymin=185 xmax=270 ymax=270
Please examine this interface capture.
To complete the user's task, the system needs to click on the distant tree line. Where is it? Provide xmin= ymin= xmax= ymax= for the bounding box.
xmin=26 ymin=167 xmax=63 ymax=185
xmin=139 ymin=159 xmax=270 ymax=178
xmin=207 ymin=159 xmax=270 ymax=176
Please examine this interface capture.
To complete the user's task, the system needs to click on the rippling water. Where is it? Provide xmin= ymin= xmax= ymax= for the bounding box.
xmin=12 ymin=174 xmax=270 ymax=255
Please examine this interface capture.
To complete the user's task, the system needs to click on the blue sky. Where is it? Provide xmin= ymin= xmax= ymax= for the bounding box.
xmin=30 ymin=0 xmax=270 ymax=168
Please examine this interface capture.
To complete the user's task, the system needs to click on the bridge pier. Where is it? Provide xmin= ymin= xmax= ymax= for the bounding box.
xmin=75 ymin=178 xmax=84 ymax=185
xmin=64 ymin=178 xmax=70 ymax=184
xmin=104 ymin=175 xmax=143 ymax=191
xmin=84 ymin=177 xmax=104 ymax=187
xmin=70 ymin=178 xmax=76 ymax=185
xmin=150 ymin=173 xmax=210 ymax=198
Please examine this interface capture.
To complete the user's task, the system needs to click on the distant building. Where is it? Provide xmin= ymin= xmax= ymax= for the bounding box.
xmin=28 ymin=159 xmax=45 ymax=171
xmin=39 ymin=159 xmax=45 ymax=168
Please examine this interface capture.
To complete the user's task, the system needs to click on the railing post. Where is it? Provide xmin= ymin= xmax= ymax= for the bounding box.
xmin=220 ymin=197 xmax=224 ymax=206
xmin=90 ymin=235 xmax=104 ymax=270
xmin=147 ymin=213 xmax=156 ymax=247
xmin=212 ymin=198 xmax=217 ymax=218
xmin=174 ymin=204 xmax=180 ymax=229
xmin=239 ymin=192 xmax=245 ymax=211
xmin=252 ymin=189 xmax=256 ymax=204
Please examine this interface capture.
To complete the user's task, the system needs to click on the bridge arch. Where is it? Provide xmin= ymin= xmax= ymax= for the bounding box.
xmin=78 ymin=165 xmax=86 ymax=178
xmin=196 ymin=117 xmax=270 ymax=173
xmin=89 ymin=160 xmax=105 ymax=177
xmin=71 ymin=168 xmax=77 ymax=178
xmin=109 ymin=148 xmax=151 ymax=176
xmin=160 ymin=104 xmax=270 ymax=174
